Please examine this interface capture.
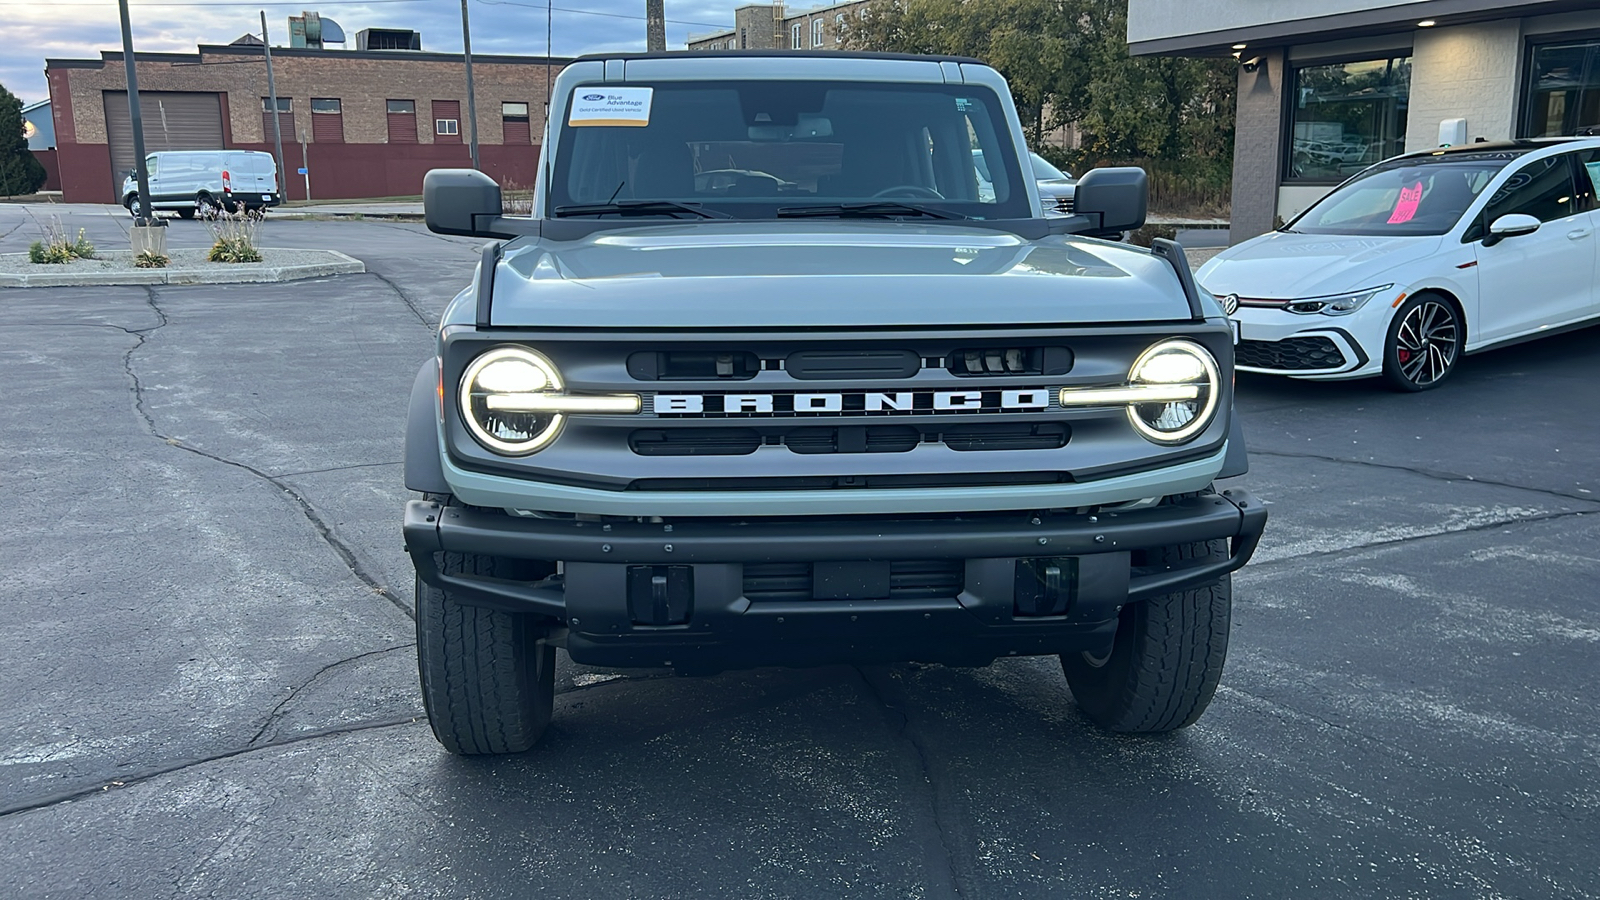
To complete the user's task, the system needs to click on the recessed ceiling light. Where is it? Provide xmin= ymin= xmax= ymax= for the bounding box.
xmin=1418 ymin=19 xmax=1437 ymax=27
xmin=1232 ymin=43 xmax=1247 ymax=50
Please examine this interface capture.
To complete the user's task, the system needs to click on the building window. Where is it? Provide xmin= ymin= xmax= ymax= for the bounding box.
xmin=386 ymin=99 xmax=417 ymax=143
xmin=739 ymin=27 xmax=746 ymax=49
xmin=1524 ymin=38 xmax=1600 ymax=137
xmin=1286 ymin=55 xmax=1412 ymax=183
xmin=310 ymin=98 xmax=343 ymax=143
xmin=503 ymin=101 xmax=531 ymax=145
xmin=260 ymin=97 xmax=294 ymax=143
xmin=792 ymin=23 xmax=803 ymax=49
xmin=432 ymin=99 xmax=462 ymax=143
xmin=261 ymin=97 xmax=291 ymax=112
xmin=812 ymin=18 xmax=824 ymax=47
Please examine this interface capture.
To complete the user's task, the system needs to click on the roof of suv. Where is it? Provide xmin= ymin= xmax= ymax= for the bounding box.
xmin=1396 ymin=137 xmax=1589 ymax=160
xmin=574 ymin=49 xmax=985 ymax=65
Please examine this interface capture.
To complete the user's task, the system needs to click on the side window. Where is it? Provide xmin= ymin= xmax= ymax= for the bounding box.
xmin=1486 ymin=156 xmax=1577 ymax=224
xmin=1577 ymin=149 xmax=1600 ymax=210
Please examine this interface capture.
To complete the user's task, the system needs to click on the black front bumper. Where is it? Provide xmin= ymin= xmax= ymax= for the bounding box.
xmin=403 ymin=491 xmax=1267 ymax=670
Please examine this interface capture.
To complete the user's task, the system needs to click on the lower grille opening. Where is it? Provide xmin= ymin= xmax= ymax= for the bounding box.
xmin=630 ymin=423 xmax=1069 ymax=456
xmin=1236 ymin=337 xmax=1346 ymax=371
xmin=629 ymin=472 xmax=1072 ymax=491
xmin=744 ymin=560 xmax=964 ymax=602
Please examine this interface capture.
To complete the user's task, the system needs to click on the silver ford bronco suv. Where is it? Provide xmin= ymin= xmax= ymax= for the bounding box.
xmin=403 ymin=51 xmax=1267 ymax=755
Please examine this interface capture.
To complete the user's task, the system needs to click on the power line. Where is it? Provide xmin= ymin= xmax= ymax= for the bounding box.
xmin=474 ymin=0 xmax=731 ymax=29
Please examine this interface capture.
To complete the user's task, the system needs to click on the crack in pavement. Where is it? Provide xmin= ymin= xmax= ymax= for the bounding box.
xmin=364 ymin=270 xmax=436 ymax=330
xmin=122 ymin=286 xmax=415 ymax=620
xmin=853 ymin=666 xmax=965 ymax=900
xmin=273 ymin=459 xmax=402 ymax=479
xmin=0 ymin=717 xmax=421 ymax=821
xmin=248 ymin=644 xmax=417 ymax=746
xmin=1252 ymin=449 xmax=1597 ymax=504
xmin=1247 ymin=507 xmax=1592 ymax=571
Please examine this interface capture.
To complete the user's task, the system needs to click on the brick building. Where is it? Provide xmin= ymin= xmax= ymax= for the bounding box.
xmin=687 ymin=2 xmax=873 ymax=52
xmin=1127 ymin=0 xmax=1600 ymax=242
xmin=46 ymin=39 xmax=568 ymax=204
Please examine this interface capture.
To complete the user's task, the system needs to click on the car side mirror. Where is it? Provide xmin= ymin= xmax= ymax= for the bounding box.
xmin=424 ymin=168 xmax=508 ymax=237
xmin=1072 ymin=167 xmax=1148 ymax=236
xmin=1483 ymin=213 xmax=1541 ymax=247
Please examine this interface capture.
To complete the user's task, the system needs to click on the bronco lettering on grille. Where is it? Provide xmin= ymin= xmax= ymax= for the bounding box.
xmin=651 ymin=389 xmax=1057 ymax=416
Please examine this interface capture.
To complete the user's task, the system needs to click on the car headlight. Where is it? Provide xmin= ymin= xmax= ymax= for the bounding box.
xmin=458 ymin=346 xmax=640 ymax=456
xmin=1286 ymin=284 xmax=1392 ymax=316
xmin=1058 ymin=339 xmax=1221 ymax=445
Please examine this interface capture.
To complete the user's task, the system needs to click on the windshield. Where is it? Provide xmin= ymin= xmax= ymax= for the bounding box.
xmin=1030 ymin=152 xmax=1071 ymax=182
xmin=1287 ymin=153 xmax=1524 ymax=236
xmin=550 ymin=81 xmax=1031 ymax=220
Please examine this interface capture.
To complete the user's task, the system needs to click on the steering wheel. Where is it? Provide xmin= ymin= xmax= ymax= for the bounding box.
xmin=872 ymin=185 xmax=945 ymax=200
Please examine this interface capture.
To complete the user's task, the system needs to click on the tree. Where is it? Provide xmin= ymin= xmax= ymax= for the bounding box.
xmin=0 ymin=82 xmax=48 ymax=197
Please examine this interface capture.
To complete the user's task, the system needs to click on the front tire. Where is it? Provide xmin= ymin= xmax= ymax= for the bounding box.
xmin=1382 ymin=293 xmax=1462 ymax=392
xmin=416 ymin=549 xmax=557 ymax=755
xmin=1061 ymin=540 xmax=1231 ymax=733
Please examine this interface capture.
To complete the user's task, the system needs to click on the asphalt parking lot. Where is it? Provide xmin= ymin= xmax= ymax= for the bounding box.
xmin=2 ymin=203 xmax=1598 ymax=899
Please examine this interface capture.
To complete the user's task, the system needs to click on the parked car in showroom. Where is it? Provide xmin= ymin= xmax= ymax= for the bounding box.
xmin=1198 ymin=138 xmax=1600 ymax=391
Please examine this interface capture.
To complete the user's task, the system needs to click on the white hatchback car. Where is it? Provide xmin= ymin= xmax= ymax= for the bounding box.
xmin=1198 ymin=138 xmax=1600 ymax=391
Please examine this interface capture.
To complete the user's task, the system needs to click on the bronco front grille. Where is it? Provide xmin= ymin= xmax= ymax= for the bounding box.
xmin=1236 ymin=337 xmax=1346 ymax=371
xmin=629 ymin=423 xmax=1070 ymax=456
xmin=743 ymin=560 xmax=964 ymax=602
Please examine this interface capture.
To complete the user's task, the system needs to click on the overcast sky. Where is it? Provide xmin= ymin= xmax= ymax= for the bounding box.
xmin=0 ymin=0 xmax=762 ymax=105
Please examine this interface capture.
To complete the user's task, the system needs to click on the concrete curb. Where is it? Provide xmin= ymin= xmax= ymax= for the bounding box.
xmin=0 ymin=249 xmax=365 ymax=289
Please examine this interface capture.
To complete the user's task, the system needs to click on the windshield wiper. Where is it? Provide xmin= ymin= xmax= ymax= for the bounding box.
xmin=777 ymin=202 xmax=966 ymax=220
xmin=553 ymin=200 xmax=730 ymax=219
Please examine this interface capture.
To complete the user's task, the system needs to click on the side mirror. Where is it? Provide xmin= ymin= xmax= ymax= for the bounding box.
xmin=424 ymin=168 xmax=505 ymax=237
xmin=1072 ymin=167 xmax=1148 ymax=236
xmin=1483 ymin=213 xmax=1541 ymax=247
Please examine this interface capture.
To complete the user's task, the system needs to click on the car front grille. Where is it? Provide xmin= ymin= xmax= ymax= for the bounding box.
xmin=1054 ymin=196 xmax=1075 ymax=215
xmin=743 ymin=560 xmax=965 ymax=602
xmin=630 ymin=423 xmax=1070 ymax=456
xmin=1236 ymin=337 xmax=1346 ymax=371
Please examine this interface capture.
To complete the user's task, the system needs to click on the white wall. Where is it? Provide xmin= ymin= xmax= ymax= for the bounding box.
xmin=1404 ymin=22 xmax=1522 ymax=152
xmin=1130 ymin=0 xmax=1430 ymax=44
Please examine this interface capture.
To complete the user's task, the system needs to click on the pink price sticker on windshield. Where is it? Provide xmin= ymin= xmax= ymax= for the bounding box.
xmin=1388 ymin=181 xmax=1425 ymax=224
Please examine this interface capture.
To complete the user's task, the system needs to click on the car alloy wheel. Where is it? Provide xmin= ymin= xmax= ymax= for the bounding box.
xmin=1384 ymin=294 xmax=1461 ymax=392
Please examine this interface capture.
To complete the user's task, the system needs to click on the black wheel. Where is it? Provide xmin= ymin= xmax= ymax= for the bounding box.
xmin=1061 ymin=540 xmax=1231 ymax=733
xmin=176 ymin=205 xmax=196 ymax=220
xmin=1383 ymin=293 xmax=1462 ymax=392
xmin=124 ymin=193 xmax=139 ymax=217
xmin=196 ymin=194 xmax=222 ymax=220
xmin=416 ymin=527 xmax=558 ymax=755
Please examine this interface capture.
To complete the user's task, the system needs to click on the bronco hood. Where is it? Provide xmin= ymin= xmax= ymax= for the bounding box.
xmin=481 ymin=222 xmax=1192 ymax=328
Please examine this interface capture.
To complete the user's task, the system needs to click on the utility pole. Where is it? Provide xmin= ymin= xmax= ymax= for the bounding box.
xmin=261 ymin=12 xmax=287 ymax=201
xmin=461 ymin=0 xmax=480 ymax=169
xmin=299 ymin=128 xmax=311 ymax=201
xmin=646 ymin=0 xmax=666 ymax=52
xmin=117 ymin=0 xmax=155 ymax=224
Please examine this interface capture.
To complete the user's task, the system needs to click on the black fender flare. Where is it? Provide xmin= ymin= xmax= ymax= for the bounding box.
xmin=404 ymin=358 xmax=451 ymax=495
xmin=1218 ymin=405 xmax=1250 ymax=479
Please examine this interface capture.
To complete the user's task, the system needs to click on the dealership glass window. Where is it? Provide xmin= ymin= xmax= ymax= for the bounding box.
xmin=1286 ymin=55 xmax=1412 ymax=183
xmin=310 ymin=98 xmax=341 ymax=114
xmin=387 ymin=99 xmax=415 ymax=115
xmin=261 ymin=97 xmax=291 ymax=112
xmin=1524 ymin=39 xmax=1600 ymax=137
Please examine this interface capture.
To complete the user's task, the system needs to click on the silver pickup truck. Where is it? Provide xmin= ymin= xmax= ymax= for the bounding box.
xmin=402 ymin=50 xmax=1266 ymax=755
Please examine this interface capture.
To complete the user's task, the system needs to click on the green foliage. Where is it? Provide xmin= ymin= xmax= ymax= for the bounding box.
xmin=134 ymin=251 xmax=170 ymax=269
xmin=27 ymin=218 xmax=94 ymax=264
xmin=205 ymin=209 xmax=265 ymax=263
xmin=844 ymin=0 xmax=1236 ymax=215
xmin=0 ymin=81 xmax=48 ymax=197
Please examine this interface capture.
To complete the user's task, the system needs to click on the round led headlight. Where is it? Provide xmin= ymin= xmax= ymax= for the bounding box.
xmin=1125 ymin=339 xmax=1221 ymax=444
xmin=459 ymin=346 xmax=565 ymax=455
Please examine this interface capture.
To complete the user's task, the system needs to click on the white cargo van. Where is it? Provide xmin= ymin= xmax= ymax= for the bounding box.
xmin=121 ymin=150 xmax=281 ymax=218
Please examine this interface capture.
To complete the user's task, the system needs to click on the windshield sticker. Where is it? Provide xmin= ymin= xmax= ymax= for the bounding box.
xmin=569 ymin=88 xmax=653 ymax=127
xmin=1387 ymin=180 xmax=1424 ymax=224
